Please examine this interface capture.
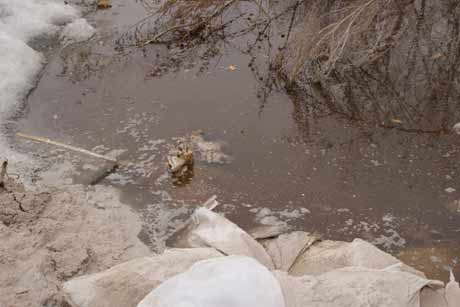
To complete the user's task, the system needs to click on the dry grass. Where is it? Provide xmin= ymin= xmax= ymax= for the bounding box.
xmin=281 ymin=0 xmax=460 ymax=132
xmin=117 ymin=0 xmax=241 ymax=47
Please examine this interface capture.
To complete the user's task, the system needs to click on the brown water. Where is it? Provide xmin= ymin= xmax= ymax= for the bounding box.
xmin=16 ymin=0 xmax=460 ymax=280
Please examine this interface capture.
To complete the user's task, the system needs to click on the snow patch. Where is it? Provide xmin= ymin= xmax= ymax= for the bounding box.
xmin=61 ymin=18 xmax=95 ymax=44
xmin=0 ymin=0 xmax=81 ymax=161
xmin=0 ymin=0 xmax=78 ymax=42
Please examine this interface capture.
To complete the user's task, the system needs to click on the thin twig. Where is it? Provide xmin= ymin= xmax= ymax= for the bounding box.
xmin=16 ymin=132 xmax=120 ymax=165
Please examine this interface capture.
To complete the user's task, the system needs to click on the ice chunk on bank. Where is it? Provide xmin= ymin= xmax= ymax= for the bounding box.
xmin=137 ymin=256 xmax=285 ymax=307
xmin=0 ymin=32 xmax=42 ymax=120
xmin=61 ymin=18 xmax=95 ymax=44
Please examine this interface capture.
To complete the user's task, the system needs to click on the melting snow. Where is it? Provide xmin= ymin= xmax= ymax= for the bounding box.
xmin=61 ymin=18 xmax=95 ymax=44
xmin=0 ymin=0 xmax=83 ymax=157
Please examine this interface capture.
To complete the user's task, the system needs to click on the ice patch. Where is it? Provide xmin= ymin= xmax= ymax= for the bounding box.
xmin=61 ymin=18 xmax=95 ymax=44
xmin=106 ymin=172 xmax=135 ymax=186
xmin=250 ymin=206 xmax=310 ymax=228
xmin=371 ymin=229 xmax=406 ymax=250
xmin=142 ymin=191 xmax=193 ymax=252
xmin=371 ymin=214 xmax=406 ymax=249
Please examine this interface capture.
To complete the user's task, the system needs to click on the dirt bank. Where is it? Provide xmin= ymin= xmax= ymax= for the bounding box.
xmin=0 ymin=178 xmax=150 ymax=307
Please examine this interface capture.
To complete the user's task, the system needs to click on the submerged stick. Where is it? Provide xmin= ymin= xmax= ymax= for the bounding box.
xmin=16 ymin=132 xmax=119 ymax=165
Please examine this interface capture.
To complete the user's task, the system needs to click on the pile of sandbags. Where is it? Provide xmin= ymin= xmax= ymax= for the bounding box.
xmin=63 ymin=208 xmax=460 ymax=307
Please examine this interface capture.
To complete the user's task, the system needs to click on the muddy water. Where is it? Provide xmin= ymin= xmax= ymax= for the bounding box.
xmin=17 ymin=0 xmax=460 ymax=280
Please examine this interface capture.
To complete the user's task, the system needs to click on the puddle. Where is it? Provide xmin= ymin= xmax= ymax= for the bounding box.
xmin=14 ymin=0 xmax=460 ymax=280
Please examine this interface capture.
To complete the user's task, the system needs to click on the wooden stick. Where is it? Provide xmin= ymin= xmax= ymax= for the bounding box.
xmin=16 ymin=132 xmax=119 ymax=165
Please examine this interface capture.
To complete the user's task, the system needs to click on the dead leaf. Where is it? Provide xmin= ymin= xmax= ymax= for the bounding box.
xmin=431 ymin=53 xmax=444 ymax=60
xmin=390 ymin=118 xmax=403 ymax=124
xmin=97 ymin=0 xmax=112 ymax=9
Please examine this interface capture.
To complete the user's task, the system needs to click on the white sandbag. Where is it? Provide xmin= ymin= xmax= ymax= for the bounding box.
xmin=446 ymin=271 xmax=460 ymax=307
xmin=290 ymin=238 xmax=425 ymax=277
xmin=174 ymin=208 xmax=274 ymax=269
xmin=262 ymin=231 xmax=318 ymax=271
xmin=249 ymin=223 xmax=291 ymax=240
xmin=137 ymin=256 xmax=285 ymax=307
xmin=63 ymin=248 xmax=222 ymax=307
xmin=412 ymin=271 xmax=459 ymax=307
xmin=420 ymin=287 xmax=448 ymax=307
xmin=275 ymin=266 xmax=441 ymax=307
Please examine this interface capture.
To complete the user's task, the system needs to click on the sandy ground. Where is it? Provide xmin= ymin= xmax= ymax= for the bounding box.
xmin=0 ymin=177 xmax=151 ymax=307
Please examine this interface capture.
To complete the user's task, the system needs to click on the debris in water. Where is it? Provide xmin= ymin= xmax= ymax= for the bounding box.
xmin=202 ymin=195 xmax=219 ymax=211
xmin=97 ymin=0 xmax=112 ymax=9
xmin=190 ymin=130 xmax=231 ymax=164
xmin=446 ymin=200 xmax=460 ymax=214
xmin=167 ymin=142 xmax=194 ymax=184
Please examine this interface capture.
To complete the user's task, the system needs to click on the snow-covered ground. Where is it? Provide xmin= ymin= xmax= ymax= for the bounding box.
xmin=0 ymin=0 xmax=93 ymax=162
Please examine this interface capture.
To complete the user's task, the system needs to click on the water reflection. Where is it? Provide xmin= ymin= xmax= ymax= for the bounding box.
xmin=121 ymin=0 xmax=460 ymax=136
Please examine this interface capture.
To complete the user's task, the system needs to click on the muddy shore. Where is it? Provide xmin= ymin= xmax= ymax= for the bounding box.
xmin=0 ymin=176 xmax=150 ymax=307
